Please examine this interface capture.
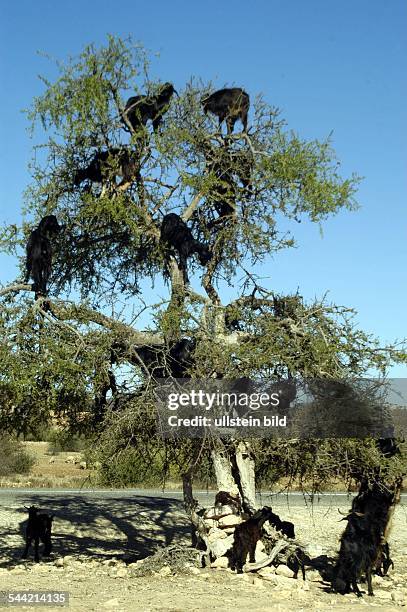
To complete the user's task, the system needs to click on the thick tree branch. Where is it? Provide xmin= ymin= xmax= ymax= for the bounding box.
xmin=0 ymin=283 xmax=32 ymax=297
xmin=181 ymin=193 xmax=203 ymax=222
xmin=50 ymin=301 xmax=164 ymax=346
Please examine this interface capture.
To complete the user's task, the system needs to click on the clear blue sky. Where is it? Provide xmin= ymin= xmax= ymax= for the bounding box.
xmin=0 ymin=0 xmax=406 ymax=374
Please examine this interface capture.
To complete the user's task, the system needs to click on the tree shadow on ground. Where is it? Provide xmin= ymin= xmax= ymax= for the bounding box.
xmin=0 ymin=493 xmax=193 ymax=567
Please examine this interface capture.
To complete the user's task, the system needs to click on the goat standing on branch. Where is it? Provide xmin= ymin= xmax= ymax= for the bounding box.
xmin=73 ymin=148 xmax=140 ymax=189
xmin=201 ymin=140 xmax=253 ymax=224
xmin=122 ymin=83 xmax=177 ymax=134
xmin=25 ymin=215 xmax=61 ymax=300
xmin=135 ymin=338 xmax=196 ymax=379
xmin=201 ymin=88 xmax=250 ymax=134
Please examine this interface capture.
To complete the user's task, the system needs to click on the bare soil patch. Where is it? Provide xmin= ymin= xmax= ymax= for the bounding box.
xmin=0 ymin=492 xmax=406 ymax=611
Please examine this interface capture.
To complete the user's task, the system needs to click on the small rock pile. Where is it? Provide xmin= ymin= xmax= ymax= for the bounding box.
xmin=202 ymin=502 xmax=242 ymax=566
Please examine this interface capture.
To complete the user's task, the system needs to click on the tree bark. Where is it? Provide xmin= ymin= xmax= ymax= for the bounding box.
xmin=210 ymin=441 xmax=240 ymax=497
xmin=211 ymin=439 xmax=256 ymax=512
xmin=235 ymin=441 xmax=256 ymax=512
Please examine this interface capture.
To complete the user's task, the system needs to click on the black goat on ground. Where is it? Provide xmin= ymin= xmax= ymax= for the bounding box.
xmin=284 ymin=548 xmax=309 ymax=580
xmin=268 ymin=510 xmax=296 ymax=539
xmin=262 ymin=532 xmax=311 ymax=580
xmin=230 ymin=506 xmax=274 ymax=573
xmin=332 ymin=511 xmax=381 ymax=597
xmin=21 ymin=506 xmax=54 ymax=562
xmin=332 ymin=479 xmax=400 ymax=597
xmin=201 ymin=88 xmax=250 ymax=134
xmin=25 ymin=215 xmax=61 ymax=300
xmin=74 ymin=148 xmax=140 ymax=188
xmin=122 ymin=83 xmax=177 ymax=133
xmin=351 ymin=477 xmax=400 ymax=577
xmin=160 ymin=213 xmax=211 ymax=283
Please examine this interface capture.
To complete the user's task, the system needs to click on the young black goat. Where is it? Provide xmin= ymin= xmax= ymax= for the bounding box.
xmin=230 ymin=506 xmax=274 ymax=573
xmin=25 ymin=215 xmax=61 ymax=300
xmin=285 ymin=547 xmax=309 ymax=580
xmin=201 ymin=88 xmax=250 ymax=134
xmin=268 ymin=511 xmax=296 ymax=539
xmin=160 ymin=213 xmax=211 ymax=283
xmin=21 ymin=506 xmax=54 ymax=562
xmin=74 ymin=148 xmax=140 ymax=188
xmin=122 ymin=83 xmax=177 ymax=133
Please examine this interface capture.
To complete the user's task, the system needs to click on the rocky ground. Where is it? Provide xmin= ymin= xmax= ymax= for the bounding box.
xmin=0 ymin=493 xmax=406 ymax=611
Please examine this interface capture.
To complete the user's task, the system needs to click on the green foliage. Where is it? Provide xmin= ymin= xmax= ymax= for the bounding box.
xmin=0 ymin=435 xmax=35 ymax=476
xmin=0 ymin=36 xmax=361 ymax=304
xmin=0 ymin=301 xmax=113 ymax=435
xmin=46 ymin=429 xmax=89 ymax=453
xmin=255 ymin=438 xmax=407 ymax=492
xmin=97 ymin=448 xmax=176 ymax=487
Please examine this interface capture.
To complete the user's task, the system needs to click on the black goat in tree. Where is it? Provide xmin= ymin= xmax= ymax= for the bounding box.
xmin=122 ymin=82 xmax=177 ymax=133
xmin=201 ymin=87 xmax=250 ymax=134
xmin=160 ymin=213 xmax=211 ymax=283
xmin=25 ymin=215 xmax=61 ymax=300
xmin=202 ymin=140 xmax=253 ymax=224
xmin=135 ymin=338 xmax=196 ymax=380
xmin=74 ymin=148 xmax=140 ymax=189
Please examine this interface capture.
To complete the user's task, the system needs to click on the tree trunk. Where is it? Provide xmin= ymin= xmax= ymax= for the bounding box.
xmin=235 ymin=441 xmax=256 ymax=511
xmin=211 ymin=439 xmax=256 ymax=512
xmin=211 ymin=441 xmax=240 ymax=496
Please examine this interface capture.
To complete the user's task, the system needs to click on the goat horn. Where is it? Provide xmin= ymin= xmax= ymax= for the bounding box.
xmin=337 ymin=509 xmax=348 ymax=516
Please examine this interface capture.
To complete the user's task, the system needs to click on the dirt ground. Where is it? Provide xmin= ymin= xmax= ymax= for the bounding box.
xmin=0 ymin=491 xmax=406 ymax=612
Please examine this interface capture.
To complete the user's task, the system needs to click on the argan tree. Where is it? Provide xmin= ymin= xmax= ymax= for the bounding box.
xmin=0 ymin=37 xmax=404 ymax=546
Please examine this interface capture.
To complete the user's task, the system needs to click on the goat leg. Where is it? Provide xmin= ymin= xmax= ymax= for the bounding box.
xmin=34 ymin=536 xmax=40 ymax=562
xmin=43 ymin=535 xmax=52 ymax=556
xmin=351 ymin=579 xmax=363 ymax=598
xmin=21 ymin=539 xmax=31 ymax=559
xmin=366 ymin=567 xmax=374 ymax=596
